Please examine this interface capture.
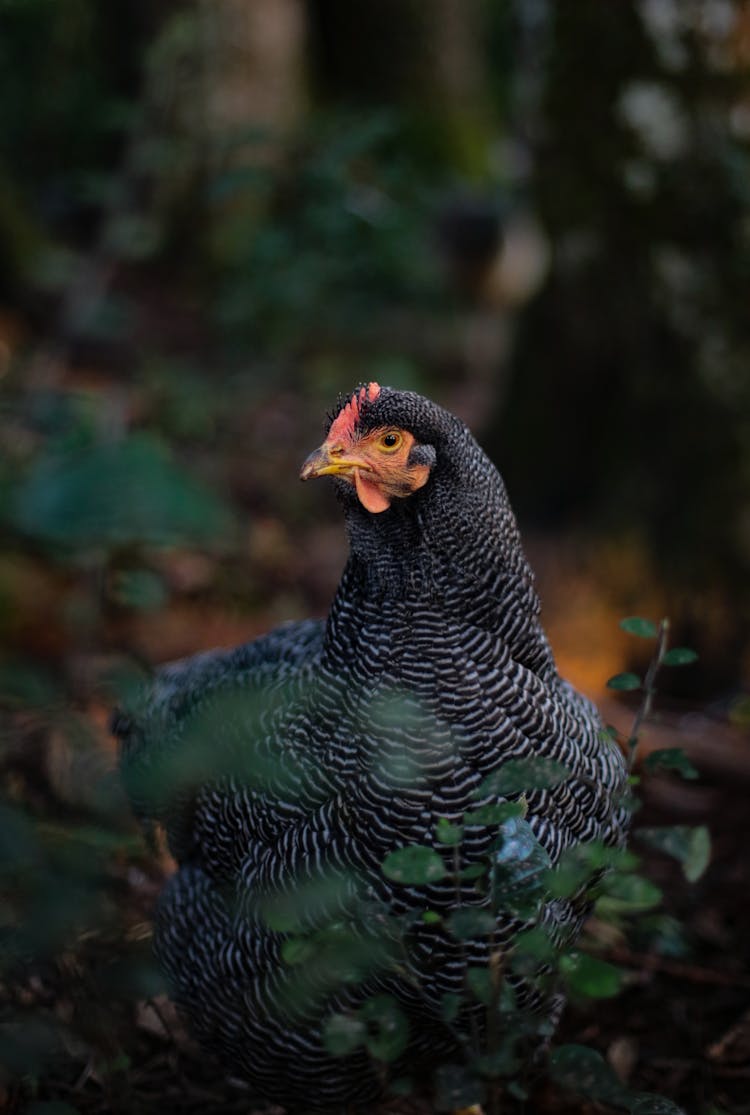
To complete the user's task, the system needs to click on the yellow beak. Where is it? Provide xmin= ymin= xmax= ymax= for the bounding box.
xmin=299 ymin=444 xmax=372 ymax=481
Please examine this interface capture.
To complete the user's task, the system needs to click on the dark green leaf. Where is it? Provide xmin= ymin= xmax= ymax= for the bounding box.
xmin=543 ymin=838 xmax=639 ymax=897
xmin=620 ymin=616 xmax=658 ymax=638
xmin=632 ymin=913 xmax=689 ymax=958
xmin=464 ymin=801 xmax=526 ymax=826
xmin=110 ymin=569 xmax=167 ymax=611
xmin=499 ymin=981 xmax=517 ymax=1012
xmin=543 ymin=858 xmax=592 ymax=899
xmin=643 ymin=748 xmax=699 ymax=780
xmin=422 ymin=909 xmax=442 ymax=924
xmin=11 ymin=435 xmax=232 ymax=550
xmin=681 ymin=826 xmax=711 ymax=884
xmin=606 ymin=672 xmax=641 ymax=691
xmin=360 ymin=996 xmax=409 ymax=1062
xmin=507 ymin=1079 xmax=529 ymax=1100
xmin=460 ymin=863 xmax=487 ymax=881
xmin=662 ymin=647 xmax=698 ymax=666
xmin=493 ymin=817 xmax=552 ymax=895
xmin=440 ymin=992 xmax=461 ymax=1023
xmin=466 ymin=966 xmax=494 ymax=1005
xmin=637 ymin=825 xmax=711 ymax=882
xmin=104 ymin=1052 xmax=131 ymax=1073
xmin=446 ymin=907 xmax=496 ymax=940
xmin=630 ymin=1095 xmax=687 ymax=1114
xmin=474 ymin=1048 xmax=520 ymax=1077
xmin=512 ymin=926 xmax=557 ymax=963
xmin=434 ymin=1063 xmax=486 ymax=1111
xmin=495 ymin=817 xmax=549 ymax=865
xmin=281 ymin=937 xmax=316 ymax=965
xmin=549 ymin=1044 xmax=629 ymax=1104
xmin=0 ymin=660 xmax=62 ymax=709
xmin=559 ymin=952 xmax=624 ymax=998
xmin=596 ymin=872 xmax=662 ymax=914
xmin=381 ymin=845 xmax=446 ymax=885
xmin=322 ymin=1012 xmax=365 ymax=1056
xmin=387 ymin=1077 xmax=413 ymax=1097
xmin=259 ymin=871 xmax=358 ymax=933
xmin=475 ymin=757 xmax=571 ymax=797
xmin=435 ymin=818 xmax=463 ymax=845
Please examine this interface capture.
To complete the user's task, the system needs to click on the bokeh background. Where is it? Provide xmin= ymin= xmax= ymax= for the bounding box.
xmin=1 ymin=2 xmax=749 ymax=1113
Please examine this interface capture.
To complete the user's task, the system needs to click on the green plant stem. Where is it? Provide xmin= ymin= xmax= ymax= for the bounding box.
xmin=453 ymin=840 xmax=482 ymax=1055
xmin=626 ymin=617 xmax=670 ymax=773
xmin=486 ymin=935 xmax=505 ymax=1115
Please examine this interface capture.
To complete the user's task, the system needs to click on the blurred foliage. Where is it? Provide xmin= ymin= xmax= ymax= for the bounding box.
xmin=211 ymin=112 xmax=445 ymax=352
xmin=497 ymin=3 xmax=750 ymax=658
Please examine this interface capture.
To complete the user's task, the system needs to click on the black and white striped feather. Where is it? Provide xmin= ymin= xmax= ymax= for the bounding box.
xmin=117 ymin=388 xmax=628 ymax=1108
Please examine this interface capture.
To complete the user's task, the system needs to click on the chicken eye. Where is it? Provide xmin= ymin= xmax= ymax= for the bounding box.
xmin=379 ymin=431 xmax=402 ymax=452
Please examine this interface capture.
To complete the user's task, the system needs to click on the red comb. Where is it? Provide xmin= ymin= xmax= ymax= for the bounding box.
xmin=328 ymin=382 xmax=380 ymax=443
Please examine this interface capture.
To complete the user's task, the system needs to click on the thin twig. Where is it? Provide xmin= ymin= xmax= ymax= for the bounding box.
xmin=627 ymin=617 xmax=670 ymax=772
xmin=454 ymin=839 xmax=482 ymax=1056
xmin=603 ymin=946 xmax=750 ymax=990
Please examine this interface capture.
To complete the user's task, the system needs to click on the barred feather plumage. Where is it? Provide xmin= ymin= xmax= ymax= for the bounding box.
xmin=117 ymin=387 xmax=628 ymax=1108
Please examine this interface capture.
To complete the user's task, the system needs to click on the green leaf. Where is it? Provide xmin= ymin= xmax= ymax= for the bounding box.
xmin=259 ymin=871 xmax=358 ymax=933
xmin=637 ymin=825 xmax=711 ymax=882
xmin=464 ymin=801 xmax=526 ymax=826
xmin=475 ymin=757 xmax=571 ymax=797
xmin=360 ymin=996 xmax=409 ymax=1062
xmin=559 ymin=952 xmax=624 ymax=998
xmin=0 ymin=660 xmax=62 ymax=709
xmin=322 ymin=1012 xmax=366 ymax=1056
xmin=440 ymin=992 xmax=461 ymax=1023
xmin=662 ymin=647 xmax=698 ymax=666
xmin=542 ymin=838 xmax=640 ymax=897
xmin=494 ymin=817 xmax=552 ymax=890
xmin=103 ymin=1051 xmax=131 ymax=1073
xmin=474 ymin=1048 xmax=520 ymax=1077
xmin=466 ymin=966 xmax=494 ymax=1005
xmin=11 ymin=434 xmax=233 ymax=551
xmin=110 ymin=569 xmax=167 ymax=611
xmin=549 ymin=1044 xmax=629 ymax=1104
xmin=499 ymin=981 xmax=517 ymax=1012
xmin=281 ymin=937 xmax=316 ymax=965
xmin=606 ymin=672 xmax=641 ymax=691
xmin=435 ymin=818 xmax=463 ymax=845
xmin=620 ymin=616 xmax=658 ymax=638
xmin=445 ymin=907 xmax=497 ymax=940
xmin=543 ymin=860 xmax=591 ymax=899
xmin=381 ymin=845 xmax=446 ymax=885
xmin=507 ymin=1079 xmax=529 ymax=1100
xmin=387 ymin=1077 xmax=413 ymax=1097
xmin=596 ymin=872 xmax=663 ymax=914
xmin=632 ymin=914 xmax=689 ymax=959
xmin=422 ymin=910 xmax=442 ymax=924
xmin=680 ymin=825 xmax=711 ymax=883
xmin=643 ymin=748 xmax=699 ymax=780
xmin=630 ymin=1095 xmax=687 ymax=1114
xmin=512 ymin=926 xmax=557 ymax=963
xmin=460 ymin=863 xmax=487 ymax=881
xmin=434 ymin=1063 xmax=486 ymax=1112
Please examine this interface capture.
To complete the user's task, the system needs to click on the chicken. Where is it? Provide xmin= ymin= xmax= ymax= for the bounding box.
xmin=117 ymin=383 xmax=628 ymax=1107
